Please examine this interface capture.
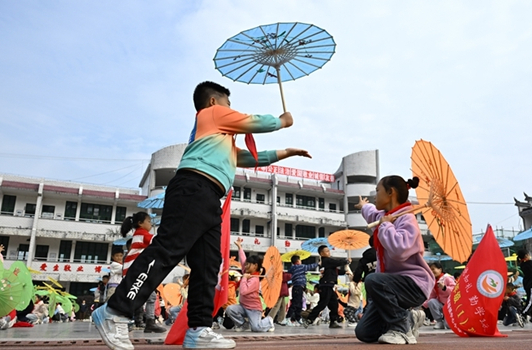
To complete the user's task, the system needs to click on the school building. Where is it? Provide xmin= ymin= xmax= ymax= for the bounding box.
xmin=0 ymin=144 xmax=430 ymax=296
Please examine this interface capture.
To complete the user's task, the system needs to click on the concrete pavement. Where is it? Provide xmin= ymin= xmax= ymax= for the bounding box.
xmin=1 ymin=319 xmax=530 ymax=348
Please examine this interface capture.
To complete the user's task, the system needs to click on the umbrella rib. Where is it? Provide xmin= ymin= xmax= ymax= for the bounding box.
xmin=282 ymin=63 xmax=297 ymax=80
xmin=224 ymin=37 xmax=259 ymax=50
xmin=289 ymin=57 xmax=322 ymax=69
xmin=215 ymin=56 xmax=257 ymax=70
xmin=226 ymin=61 xmax=261 ymax=81
xmin=293 ymin=54 xmax=330 ymax=62
xmin=258 ymin=26 xmax=277 ymax=62
xmin=284 ymin=23 xmax=313 ymax=45
xmin=246 ymin=63 xmax=267 ymax=83
xmin=239 ymin=31 xmax=269 ymax=50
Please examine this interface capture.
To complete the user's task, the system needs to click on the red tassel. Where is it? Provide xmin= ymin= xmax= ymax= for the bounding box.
xmin=245 ymin=134 xmax=259 ymax=170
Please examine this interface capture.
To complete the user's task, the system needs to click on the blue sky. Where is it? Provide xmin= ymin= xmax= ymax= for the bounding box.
xmin=1 ymin=1 xmax=531 ymax=234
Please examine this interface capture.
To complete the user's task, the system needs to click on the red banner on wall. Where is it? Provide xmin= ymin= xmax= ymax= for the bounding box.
xmin=246 ymin=165 xmax=335 ymax=182
xmin=444 ymin=225 xmax=507 ymax=337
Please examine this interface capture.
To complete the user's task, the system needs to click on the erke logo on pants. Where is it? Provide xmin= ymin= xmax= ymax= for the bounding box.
xmin=127 ymin=260 xmax=155 ymax=300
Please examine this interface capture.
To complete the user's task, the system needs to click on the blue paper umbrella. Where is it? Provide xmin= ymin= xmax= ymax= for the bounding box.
xmin=513 ymin=227 xmax=532 ymax=242
xmin=137 ymin=192 xmax=165 ymax=209
xmin=473 ymin=235 xmax=514 ymax=248
xmin=301 ymin=238 xmax=333 ymax=253
xmin=214 ymin=22 xmax=336 ymax=111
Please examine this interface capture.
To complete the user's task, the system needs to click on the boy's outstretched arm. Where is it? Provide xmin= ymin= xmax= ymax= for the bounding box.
xmin=236 ymin=148 xmax=311 ymax=168
xmin=277 ymin=148 xmax=311 ymax=160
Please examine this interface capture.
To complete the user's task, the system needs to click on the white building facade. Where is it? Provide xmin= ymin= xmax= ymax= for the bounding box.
xmin=0 ymin=144 xmax=430 ymax=296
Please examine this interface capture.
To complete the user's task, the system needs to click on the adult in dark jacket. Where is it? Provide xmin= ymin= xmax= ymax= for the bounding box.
xmin=303 ymin=245 xmax=350 ymax=329
xmin=517 ymin=249 xmax=532 ymax=318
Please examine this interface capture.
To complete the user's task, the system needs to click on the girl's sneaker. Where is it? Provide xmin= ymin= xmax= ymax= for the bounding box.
xmin=278 ymin=318 xmax=289 ymax=326
xmin=234 ymin=321 xmax=250 ymax=332
xmin=183 ymin=327 xmax=235 ymax=349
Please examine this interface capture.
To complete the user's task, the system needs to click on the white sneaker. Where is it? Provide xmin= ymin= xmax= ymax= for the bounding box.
xmin=183 ymin=327 xmax=235 ymax=349
xmin=347 ymin=322 xmax=357 ymax=327
xmin=212 ymin=322 xmax=220 ymax=329
xmin=278 ymin=318 xmax=289 ymax=326
xmin=92 ymin=304 xmax=134 ymax=350
xmin=266 ymin=316 xmax=275 ymax=332
xmin=433 ymin=320 xmax=445 ymax=329
xmin=234 ymin=321 xmax=250 ymax=332
xmin=411 ymin=309 xmax=425 ymax=340
xmin=378 ymin=330 xmax=416 ymax=345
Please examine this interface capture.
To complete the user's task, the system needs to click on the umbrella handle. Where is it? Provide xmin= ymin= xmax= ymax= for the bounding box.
xmin=276 ymin=67 xmax=287 ymax=112
xmin=367 ymin=206 xmax=425 ymax=229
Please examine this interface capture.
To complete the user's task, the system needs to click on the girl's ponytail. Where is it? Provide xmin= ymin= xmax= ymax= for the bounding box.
xmin=120 ymin=211 xmax=150 ymax=237
xmin=120 ymin=216 xmax=134 ymax=237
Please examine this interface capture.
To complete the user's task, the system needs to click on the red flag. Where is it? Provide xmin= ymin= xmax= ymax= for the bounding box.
xmin=165 ymin=190 xmax=233 ymax=345
xmin=244 ymin=134 xmax=259 ymax=170
xmin=444 ymin=225 xmax=507 ymax=337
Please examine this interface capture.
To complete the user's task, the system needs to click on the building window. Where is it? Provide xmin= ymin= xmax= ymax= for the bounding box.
xmin=34 ymin=245 xmax=49 ymax=261
xmin=69 ymin=282 xmax=97 ymax=297
xmin=318 ymin=198 xmax=325 ymax=210
xmin=74 ymin=242 xmax=108 ymax=264
xmin=230 ymin=218 xmax=239 ymax=233
xmin=318 ymin=227 xmax=325 ymax=238
xmin=242 ymin=219 xmax=250 ymax=233
xmin=65 ymin=201 xmax=77 ymax=220
xmin=42 ymin=205 xmax=55 ymax=219
xmin=116 ymin=206 xmax=127 ymax=223
xmin=1 ymin=195 xmax=16 ymax=215
xmin=256 ymin=194 xmax=265 ymax=204
xmin=277 ymin=196 xmax=280 ymax=204
xmin=284 ymin=223 xmax=293 ymax=237
xmin=0 ymin=236 xmax=9 ymax=256
xmin=233 ymin=186 xmax=241 ymax=199
xmin=243 ymin=188 xmax=251 ymax=201
xmin=58 ymin=240 xmax=72 ymax=262
xmin=256 ymin=225 xmax=264 ymax=236
xmin=296 ymin=195 xmax=315 ymax=208
xmin=80 ymin=203 xmax=113 ymax=223
xmin=329 ymin=203 xmax=337 ymax=212
xmin=296 ymin=225 xmax=316 ymax=239
xmin=285 ymin=193 xmax=293 ymax=205
xmin=18 ymin=244 xmax=29 ymax=260
xmin=25 ymin=203 xmax=36 ymax=217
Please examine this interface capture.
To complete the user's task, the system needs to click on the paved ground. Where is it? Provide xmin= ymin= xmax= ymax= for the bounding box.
xmin=1 ymin=321 xmax=530 ymax=349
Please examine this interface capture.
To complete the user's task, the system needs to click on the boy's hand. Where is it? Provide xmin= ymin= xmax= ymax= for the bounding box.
xmin=279 ymin=112 xmax=293 ymax=128
xmin=277 ymin=148 xmax=312 ymax=160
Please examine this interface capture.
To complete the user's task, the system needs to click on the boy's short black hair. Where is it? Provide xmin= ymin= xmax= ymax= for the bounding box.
xmin=318 ymin=245 xmax=328 ymax=255
xmin=291 ymin=255 xmax=300 ymax=264
xmin=517 ymin=249 xmax=529 ymax=262
xmin=193 ymin=81 xmax=230 ymax=112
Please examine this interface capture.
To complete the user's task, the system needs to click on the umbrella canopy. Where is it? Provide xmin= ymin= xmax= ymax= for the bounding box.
xmin=260 ymin=246 xmax=283 ymax=308
xmin=163 ymin=283 xmax=182 ymax=307
xmin=0 ymin=265 xmax=24 ymax=317
xmin=513 ymin=227 xmax=532 ymax=241
xmin=214 ymin=22 xmax=336 ymax=111
xmin=301 ymin=238 xmax=333 ymax=253
xmin=137 ymin=191 xmax=165 ymax=209
xmin=113 ymin=237 xmax=129 ymax=246
xmin=280 ymin=250 xmax=311 ymax=263
xmin=424 ymin=254 xmax=453 ymax=262
xmin=229 ymin=256 xmax=242 ymax=269
xmin=328 ymin=230 xmax=370 ymax=252
xmin=473 ymin=235 xmax=514 ymax=248
xmin=411 ymin=140 xmax=473 ymax=263
xmin=8 ymin=261 xmax=34 ymax=311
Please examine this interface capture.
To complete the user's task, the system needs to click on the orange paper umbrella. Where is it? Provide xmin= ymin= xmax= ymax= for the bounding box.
xmin=411 ymin=140 xmax=472 ymax=263
xmin=328 ymin=230 xmax=370 ymax=252
xmin=280 ymin=250 xmax=311 ymax=263
xmin=260 ymin=246 xmax=283 ymax=308
xmin=163 ymin=283 xmax=182 ymax=307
